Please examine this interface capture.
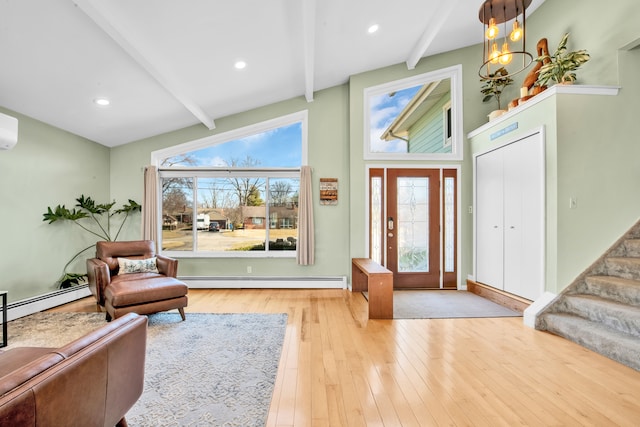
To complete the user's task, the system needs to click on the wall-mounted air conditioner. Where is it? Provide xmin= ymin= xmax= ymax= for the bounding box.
xmin=0 ymin=112 xmax=18 ymax=150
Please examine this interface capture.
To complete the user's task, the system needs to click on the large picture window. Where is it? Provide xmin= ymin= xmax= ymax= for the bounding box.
xmin=152 ymin=111 xmax=307 ymax=257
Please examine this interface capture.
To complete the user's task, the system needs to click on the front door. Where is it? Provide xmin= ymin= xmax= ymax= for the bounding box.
xmin=369 ymin=168 xmax=457 ymax=289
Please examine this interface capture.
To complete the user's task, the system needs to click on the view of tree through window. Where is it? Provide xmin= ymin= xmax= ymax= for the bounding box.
xmin=159 ymin=120 xmax=303 ymax=255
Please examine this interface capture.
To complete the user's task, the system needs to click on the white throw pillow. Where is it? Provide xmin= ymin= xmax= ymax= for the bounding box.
xmin=118 ymin=257 xmax=159 ymax=274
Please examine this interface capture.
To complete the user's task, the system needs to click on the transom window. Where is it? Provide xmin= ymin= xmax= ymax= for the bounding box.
xmin=152 ymin=111 xmax=307 ymax=257
xmin=363 ymin=65 xmax=463 ymax=160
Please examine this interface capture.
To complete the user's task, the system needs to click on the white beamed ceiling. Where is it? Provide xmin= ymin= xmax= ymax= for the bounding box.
xmin=0 ymin=0 xmax=544 ymax=147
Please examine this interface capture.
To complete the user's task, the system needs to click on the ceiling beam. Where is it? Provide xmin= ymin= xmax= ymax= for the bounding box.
xmin=72 ymin=0 xmax=216 ymax=130
xmin=302 ymin=0 xmax=316 ymax=102
xmin=406 ymin=0 xmax=460 ymax=70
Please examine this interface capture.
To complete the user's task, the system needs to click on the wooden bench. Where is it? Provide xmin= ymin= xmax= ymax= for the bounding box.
xmin=351 ymin=258 xmax=393 ymax=319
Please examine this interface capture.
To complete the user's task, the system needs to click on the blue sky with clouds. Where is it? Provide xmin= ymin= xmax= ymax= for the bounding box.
xmin=171 ymin=122 xmax=302 ymax=168
xmin=369 ymin=84 xmax=421 ymax=153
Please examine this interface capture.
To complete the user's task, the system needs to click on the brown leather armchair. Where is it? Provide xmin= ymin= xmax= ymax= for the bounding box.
xmin=87 ymin=240 xmax=188 ymax=321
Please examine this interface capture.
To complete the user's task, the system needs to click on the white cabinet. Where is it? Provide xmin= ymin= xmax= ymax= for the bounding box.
xmin=475 ymin=131 xmax=544 ymax=301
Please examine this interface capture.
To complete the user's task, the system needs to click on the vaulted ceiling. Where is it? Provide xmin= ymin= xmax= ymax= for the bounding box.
xmin=0 ymin=0 xmax=544 ymax=147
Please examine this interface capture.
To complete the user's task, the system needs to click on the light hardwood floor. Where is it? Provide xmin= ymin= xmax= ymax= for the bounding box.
xmin=49 ymin=289 xmax=640 ymax=426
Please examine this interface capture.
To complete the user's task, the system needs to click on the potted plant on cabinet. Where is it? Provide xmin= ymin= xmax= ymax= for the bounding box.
xmin=535 ymin=33 xmax=590 ymax=86
xmin=480 ymin=66 xmax=514 ymax=120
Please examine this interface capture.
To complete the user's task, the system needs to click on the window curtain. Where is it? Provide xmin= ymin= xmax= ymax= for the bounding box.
xmin=297 ymin=165 xmax=315 ymax=265
xmin=142 ymin=166 xmax=158 ymax=250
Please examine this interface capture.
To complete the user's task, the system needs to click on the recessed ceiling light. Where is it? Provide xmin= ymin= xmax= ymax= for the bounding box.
xmin=94 ymin=98 xmax=110 ymax=106
xmin=234 ymin=60 xmax=247 ymax=70
xmin=368 ymin=24 xmax=379 ymax=34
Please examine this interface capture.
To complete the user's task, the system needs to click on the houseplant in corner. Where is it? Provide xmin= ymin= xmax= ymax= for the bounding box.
xmin=43 ymin=195 xmax=141 ymax=288
xmin=535 ymin=33 xmax=590 ymax=86
xmin=480 ymin=66 xmax=514 ymax=121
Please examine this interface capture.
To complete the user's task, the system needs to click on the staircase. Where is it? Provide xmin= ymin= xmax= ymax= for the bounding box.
xmin=536 ymin=222 xmax=640 ymax=372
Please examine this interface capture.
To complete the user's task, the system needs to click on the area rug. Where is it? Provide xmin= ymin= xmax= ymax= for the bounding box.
xmin=5 ymin=311 xmax=288 ymax=427
xmin=363 ymin=290 xmax=522 ymax=319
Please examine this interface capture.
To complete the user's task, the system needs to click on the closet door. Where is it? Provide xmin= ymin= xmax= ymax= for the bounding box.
xmin=503 ymin=133 xmax=544 ymax=300
xmin=475 ymin=148 xmax=504 ymax=289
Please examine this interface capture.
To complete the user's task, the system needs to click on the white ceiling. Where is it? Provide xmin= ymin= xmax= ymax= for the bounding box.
xmin=0 ymin=0 xmax=545 ymax=147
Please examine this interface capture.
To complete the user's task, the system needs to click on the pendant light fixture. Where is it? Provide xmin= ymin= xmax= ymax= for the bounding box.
xmin=479 ymin=0 xmax=533 ymax=79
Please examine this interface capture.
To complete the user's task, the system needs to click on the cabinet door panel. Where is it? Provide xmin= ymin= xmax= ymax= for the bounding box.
xmin=503 ymin=141 xmax=524 ymax=296
xmin=476 ymin=149 xmax=504 ymax=289
xmin=505 ymin=133 xmax=544 ymax=300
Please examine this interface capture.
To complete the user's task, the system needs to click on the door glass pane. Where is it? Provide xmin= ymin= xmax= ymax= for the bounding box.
xmin=397 ymin=177 xmax=429 ymax=272
xmin=444 ymin=176 xmax=455 ymax=272
xmin=161 ymin=177 xmax=194 ymax=251
xmin=371 ymin=177 xmax=382 ymax=264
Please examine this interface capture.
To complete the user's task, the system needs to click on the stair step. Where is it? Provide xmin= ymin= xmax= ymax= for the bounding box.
xmin=624 ymin=239 xmax=640 ymax=257
xmin=605 ymin=257 xmax=640 ymax=281
xmin=581 ymin=275 xmax=640 ymax=305
xmin=539 ymin=313 xmax=640 ymax=371
xmin=558 ymin=294 xmax=640 ymax=338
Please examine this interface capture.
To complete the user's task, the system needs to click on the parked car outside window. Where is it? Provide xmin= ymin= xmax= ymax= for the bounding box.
xmin=209 ymin=221 xmax=220 ymax=232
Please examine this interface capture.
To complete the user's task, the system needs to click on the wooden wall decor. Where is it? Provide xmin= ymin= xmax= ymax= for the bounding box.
xmin=319 ymin=178 xmax=338 ymax=205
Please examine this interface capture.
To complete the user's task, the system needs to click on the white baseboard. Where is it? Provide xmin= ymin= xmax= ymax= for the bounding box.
xmin=7 ymin=285 xmax=92 ymax=321
xmin=4 ymin=277 xmax=347 ymax=321
xmin=523 ymin=291 xmax=558 ymax=328
xmin=183 ymin=276 xmax=347 ymax=289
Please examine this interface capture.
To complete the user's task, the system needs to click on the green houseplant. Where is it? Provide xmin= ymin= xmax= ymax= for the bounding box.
xmin=43 ymin=195 xmax=141 ymax=288
xmin=536 ymin=33 xmax=590 ymax=86
xmin=480 ymin=66 xmax=514 ymax=112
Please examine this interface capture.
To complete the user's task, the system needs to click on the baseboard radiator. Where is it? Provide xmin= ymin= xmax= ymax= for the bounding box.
xmin=7 ymin=285 xmax=92 ymax=321
xmin=5 ymin=276 xmax=347 ymax=321
xmin=182 ymin=276 xmax=347 ymax=289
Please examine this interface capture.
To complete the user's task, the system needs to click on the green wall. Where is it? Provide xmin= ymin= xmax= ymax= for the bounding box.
xmin=348 ymin=0 xmax=640 ymax=292
xmin=110 ymin=84 xmax=351 ymax=278
xmin=0 ymin=109 xmax=110 ymax=303
xmin=467 ymin=0 xmax=640 ymax=294
xmin=515 ymin=0 xmax=640 ymax=292
xmin=2 ymin=0 xmax=639 ymax=304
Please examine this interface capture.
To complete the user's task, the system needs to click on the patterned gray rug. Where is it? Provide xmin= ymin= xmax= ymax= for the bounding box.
xmin=363 ymin=290 xmax=522 ymax=318
xmin=5 ymin=311 xmax=288 ymax=426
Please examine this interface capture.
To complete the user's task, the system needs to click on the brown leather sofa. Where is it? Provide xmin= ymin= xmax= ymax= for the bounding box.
xmin=86 ymin=240 xmax=188 ymax=321
xmin=0 ymin=313 xmax=147 ymax=427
